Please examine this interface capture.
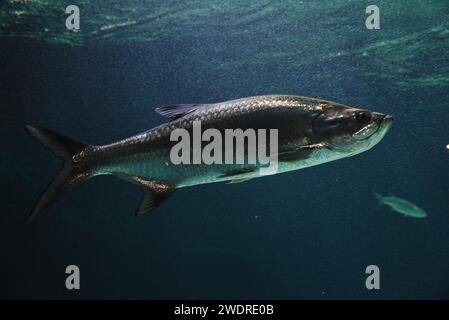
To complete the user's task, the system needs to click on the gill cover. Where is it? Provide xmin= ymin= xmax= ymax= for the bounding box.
xmin=312 ymin=108 xmax=373 ymax=140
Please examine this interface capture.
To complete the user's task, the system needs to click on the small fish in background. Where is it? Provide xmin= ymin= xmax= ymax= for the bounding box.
xmin=374 ymin=192 xmax=428 ymax=218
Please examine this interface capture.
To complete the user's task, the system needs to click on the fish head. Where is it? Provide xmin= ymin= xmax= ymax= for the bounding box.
xmin=312 ymin=103 xmax=393 ymax=155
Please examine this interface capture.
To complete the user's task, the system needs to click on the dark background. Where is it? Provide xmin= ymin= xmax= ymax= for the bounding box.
xmin=1 ymin=1 xmax=449 ymax=299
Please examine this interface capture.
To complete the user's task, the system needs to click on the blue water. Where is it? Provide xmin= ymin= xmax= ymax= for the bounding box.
xmin=1 ymin=1 xmax=449 ymax=299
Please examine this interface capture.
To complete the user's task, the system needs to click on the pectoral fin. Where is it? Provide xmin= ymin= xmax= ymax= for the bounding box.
xmin=218 ymin=167 xmax=255 ymax=179
xmin=278 ymin=150 xmax=310 ymax=162
xmin=278 ymin=143 xmax=327 ymax=162
xmin=227 ymin=178 xmax=254 ymax=184
xmin=120 ymin=175 xmax=174 ymax=215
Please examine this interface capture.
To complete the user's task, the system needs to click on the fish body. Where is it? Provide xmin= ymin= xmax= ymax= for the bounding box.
xmin=374 ymin=193 xmax=427 ymax=218
xmin=26 ymin=95 xmax=393 ymax=221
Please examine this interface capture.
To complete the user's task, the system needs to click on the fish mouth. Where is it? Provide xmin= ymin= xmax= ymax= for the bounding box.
xmin=355 ymin=114 xmax=393 ymax=141
xmin=375 ymin=114 xmax=393 ymax=138
xmin=380 ymin=114 xmax=393 ymax=130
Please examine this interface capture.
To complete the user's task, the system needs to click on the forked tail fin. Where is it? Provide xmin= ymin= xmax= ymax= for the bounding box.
xmin=25 ymin=125 xmax=92 ymax=223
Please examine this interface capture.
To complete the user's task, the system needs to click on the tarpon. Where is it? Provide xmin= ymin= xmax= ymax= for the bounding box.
xmin=26 ymin=95 xmax=393 ymax=221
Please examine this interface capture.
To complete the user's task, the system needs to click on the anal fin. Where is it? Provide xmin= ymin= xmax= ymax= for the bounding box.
xmin=120 ymin=176 xmax=174 ymax=216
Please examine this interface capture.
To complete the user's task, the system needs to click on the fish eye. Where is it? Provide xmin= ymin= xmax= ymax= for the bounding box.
xmin=355 ymin=111 xmax=371 ymax=124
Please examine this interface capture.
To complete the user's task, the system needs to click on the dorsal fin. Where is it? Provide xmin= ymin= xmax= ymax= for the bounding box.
xmin=155 ymin=104 xmax=202 ymax=121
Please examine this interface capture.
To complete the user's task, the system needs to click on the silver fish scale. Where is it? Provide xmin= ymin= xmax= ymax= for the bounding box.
xmin=26 ymin=95 xmax=392 ymax=220
xmin=94 ymin=95 xmax=326 ymax=183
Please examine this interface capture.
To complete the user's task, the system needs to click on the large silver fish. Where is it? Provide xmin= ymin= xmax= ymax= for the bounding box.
xmin=26 ymin=95 xmax=393 ymax=221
